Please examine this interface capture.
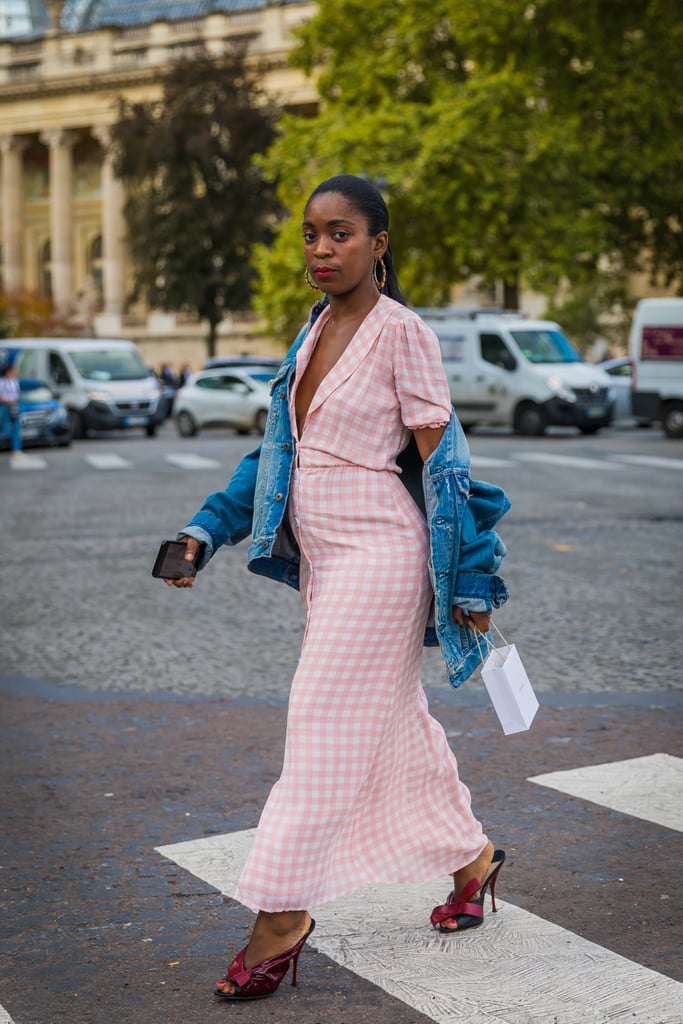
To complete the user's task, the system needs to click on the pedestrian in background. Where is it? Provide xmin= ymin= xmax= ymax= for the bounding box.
xmin=165 ymin=174 xmax=510 ymax=1003
xmin=159 ymin=361 xmax=176 ymax=386
xmin=0 ymin=360 xmax=25 ymax=466
xmin=176 ymin=362 xmax=192 ymax=388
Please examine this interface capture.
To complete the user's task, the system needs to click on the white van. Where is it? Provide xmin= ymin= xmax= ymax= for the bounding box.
xmin=628 ymin=298 xmax=683 ymax=438
xmin=13 ymin=338 xmax=163 ymax=438
xmin=418 ymin=309 xmax=615 ymax=435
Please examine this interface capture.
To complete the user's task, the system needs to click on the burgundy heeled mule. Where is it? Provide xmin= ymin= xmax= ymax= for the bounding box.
xmin=214 ymin=918 xmax=316 ymax=1001
xmin=430 ymin=849 xmax=506 ymax=932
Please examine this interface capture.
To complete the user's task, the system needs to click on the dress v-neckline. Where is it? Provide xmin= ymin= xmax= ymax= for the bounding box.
xmin=293 ymin=296 xmax=390 ymax=439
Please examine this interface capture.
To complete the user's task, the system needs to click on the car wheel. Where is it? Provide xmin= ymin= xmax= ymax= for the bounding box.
xmin=662 ymin=401 xmax=683 ymax=439
xmin=145 ymin=421 xmax=157 ymax=437
xmin=579 ymin=425 xmax=601 ymax=435
xmin=68 ymin=409 xmax=85 ymax=439
xmin=176 ymin=410 xmax=198 ymax=437
xmin=513 ymin=402 xmax=547 ymax=436
xmin=254 ymin=409 xmax=269 ymax=435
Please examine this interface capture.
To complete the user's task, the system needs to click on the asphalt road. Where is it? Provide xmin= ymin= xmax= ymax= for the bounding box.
xmin=1 ymin=421 xmax=682 ymax=1024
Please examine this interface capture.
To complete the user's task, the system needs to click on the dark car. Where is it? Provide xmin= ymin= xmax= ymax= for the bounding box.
xmin=0 ymin=377 xmax=72 ymax=449
xmin=202 ymin=356 xmax=282 ymax=384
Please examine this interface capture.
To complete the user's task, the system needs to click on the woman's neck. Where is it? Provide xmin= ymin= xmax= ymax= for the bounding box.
xmin=326 ymin=284 xmax=380 ymax=325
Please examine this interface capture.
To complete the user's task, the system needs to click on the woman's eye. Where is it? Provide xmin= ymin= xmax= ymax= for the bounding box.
xmin=303 ymin=232 xmax=315 ymax=243
xmin=332 ymin=231 xmax=349 ymax=241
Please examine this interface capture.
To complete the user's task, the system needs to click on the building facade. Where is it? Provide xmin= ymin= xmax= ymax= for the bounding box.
xmin=0 ymin=0 xmax=317 ymax=337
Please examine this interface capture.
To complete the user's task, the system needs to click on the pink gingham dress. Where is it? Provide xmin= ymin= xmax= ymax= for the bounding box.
xmin=234 ymin=295 xmax=486 ymax=911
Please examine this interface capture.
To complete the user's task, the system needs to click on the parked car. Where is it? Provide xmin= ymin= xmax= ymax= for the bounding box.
xmin=203 ymin=356 xmax=282 ymax=384
xmin=628 ymin=297 xmax=683 ymax=438
xmin=172 ymin=368 xmax=272 ymax=437
xmin=0 ymin=375 xmax=72 ymax=449
xmin=597 ymin=357 xmax=633 ymax=421
xmin=11 ymin=337 xmax=164 ymax=438
xmin=418 ymin=308 xmax=616 ymax=435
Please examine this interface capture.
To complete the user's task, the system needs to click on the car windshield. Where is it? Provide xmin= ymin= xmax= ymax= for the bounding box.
xmin=510 ymin=329 xmax=582 ymax=364
xmin=70 ymin=348 xmax=149 ymax=381
xmin=245 ymin=369 xmax=278 ymax=383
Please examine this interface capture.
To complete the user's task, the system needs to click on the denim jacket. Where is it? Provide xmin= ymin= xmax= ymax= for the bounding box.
xmin=181 ymin=308 xmax=510 ymax=687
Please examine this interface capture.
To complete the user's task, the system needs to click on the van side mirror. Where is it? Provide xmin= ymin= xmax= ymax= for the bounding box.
xmin=499 ymin=352 xmax=517 ymax=371
xmin=52 ymin=367 xmax=70 ymax=385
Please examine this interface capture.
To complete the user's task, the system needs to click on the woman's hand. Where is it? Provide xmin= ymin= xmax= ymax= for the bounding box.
xmin=164 ymin=536 xmax=201 ymax=588
xmin=452 ymin=606 xmax=491 ymax=633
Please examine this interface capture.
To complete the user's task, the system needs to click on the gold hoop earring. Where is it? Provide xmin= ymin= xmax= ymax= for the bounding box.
xmin=373 ymin=257 xmax=387 ymax=290
xmin=305 ymin=268 xmax=320 ymax=292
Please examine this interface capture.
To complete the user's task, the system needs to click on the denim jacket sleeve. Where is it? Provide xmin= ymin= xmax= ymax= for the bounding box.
xmin=453 ymin=478 xmax=510 ymax=608
xmin=178 ymin=444 xmax=262 ymax=568
xmin=176 ymin=307 xmax=327 ymax=570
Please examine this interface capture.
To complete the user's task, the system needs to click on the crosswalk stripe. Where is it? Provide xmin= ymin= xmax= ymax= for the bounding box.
xmin=164 ymin=453 xmax=223 ymax=470
xmin=516 ymin=452 xmax=624 ymax=470
xmin=156 ymin=825 xmax=683 ymax=1023
xmin=9 ymin=454 xmax=46 ymax=470
xmin=528 ymin=753 xmax=683 ymax=832
xmin=84 ymin=453 xmax=131 ymax=470
xmin=470 ymin=455 xmax=516 ymax=468
xmin=611 ymin=454 xmax=683 ymax=471
xmin=0 ymin=1005 xmax=15 ymax=1023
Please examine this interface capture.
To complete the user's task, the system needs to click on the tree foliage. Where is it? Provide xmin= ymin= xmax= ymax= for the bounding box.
xmin=255 ymin=0 xmax=682 ymax=336
xmin=0 ymin=290 xmax=78 ymax=337
xmin=111 ymin=46 xmax=280 ymax=355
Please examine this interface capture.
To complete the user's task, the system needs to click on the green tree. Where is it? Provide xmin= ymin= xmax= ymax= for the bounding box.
xmin=111 ymin=46 xmax=280 ymax=357
xmin=255 ymin=0 xmax=682 ymax=334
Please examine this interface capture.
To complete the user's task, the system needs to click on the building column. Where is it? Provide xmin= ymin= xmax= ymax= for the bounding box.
xmin=0 ymin=135 xmax=28 ymax=293
xmin=93 ymin=126 xmax=127 ymax=319
xmin=40 ymin=128 xmax=76 ymax=311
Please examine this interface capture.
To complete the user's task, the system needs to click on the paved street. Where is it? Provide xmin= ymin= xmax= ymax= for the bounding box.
xmin=1 ymin=422 xmax=682 ymax=1023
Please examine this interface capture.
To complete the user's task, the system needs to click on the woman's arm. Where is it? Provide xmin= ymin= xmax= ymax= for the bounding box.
xmin=413 ymin=425 xmax=446 ymax=462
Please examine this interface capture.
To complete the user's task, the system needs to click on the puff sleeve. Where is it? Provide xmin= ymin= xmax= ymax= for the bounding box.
xmin=392 ymin=312 xmax=452 ymax=430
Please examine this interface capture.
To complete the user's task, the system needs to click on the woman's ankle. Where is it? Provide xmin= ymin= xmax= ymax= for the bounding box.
xmin=453 ymin=840 xmax=494 ymax=895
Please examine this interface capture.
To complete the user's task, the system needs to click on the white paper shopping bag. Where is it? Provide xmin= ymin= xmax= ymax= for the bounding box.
xmin=481 ymin=641 xmax=539 ymax=735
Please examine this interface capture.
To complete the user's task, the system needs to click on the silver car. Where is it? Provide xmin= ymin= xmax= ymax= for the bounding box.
xmin=173 ymin=368 xmax=272 ymax=437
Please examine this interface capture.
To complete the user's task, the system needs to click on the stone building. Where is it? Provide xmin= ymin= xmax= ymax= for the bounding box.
xmin=0 ymin=0 xmax=317 ymax=341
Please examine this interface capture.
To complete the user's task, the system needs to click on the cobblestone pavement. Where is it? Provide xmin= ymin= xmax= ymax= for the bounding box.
xmin=0 ymin=425 xmax=681 ymax=699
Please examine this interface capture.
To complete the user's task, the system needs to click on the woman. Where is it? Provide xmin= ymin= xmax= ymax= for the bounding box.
xmin=166 ymin=175 xmax=510 ymax=1002
xmin=0 ymin=360 xmax=24 ymax=463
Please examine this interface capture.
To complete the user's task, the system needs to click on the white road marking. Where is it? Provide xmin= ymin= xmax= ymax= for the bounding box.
xmin=0 ymin=1004 xmax=16 ymax=1023
xmin=470 ymin=455 xmax=516 ymax=469
xmin=529 ymin=752 xmax=683 ymax=832
xmin=516 ymin=451 xmax=624 ymax=471
xmin=165 ymin=453 xmax=222 ymax=470
xmin=610 ymin=454 xmax=683 ymax=471
xmin=84 ymin=453 xmax=131 ymax=470
xmin=156 ymin=828 xmax=683 ymax=1024
xmin=9 ymin=454 xmax=47 ymax=470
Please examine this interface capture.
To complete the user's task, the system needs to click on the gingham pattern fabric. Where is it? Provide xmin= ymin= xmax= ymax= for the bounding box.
xmin=233 ymin=296 xmax=486 ymax=912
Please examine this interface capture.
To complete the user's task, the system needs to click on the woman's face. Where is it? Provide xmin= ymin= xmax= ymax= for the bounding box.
xmin=303 ymin=192 xmax=387 ymax=297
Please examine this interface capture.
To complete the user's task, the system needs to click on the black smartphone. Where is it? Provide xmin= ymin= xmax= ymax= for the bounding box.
xmin=151 ymin=539 xmax=202 ymax=579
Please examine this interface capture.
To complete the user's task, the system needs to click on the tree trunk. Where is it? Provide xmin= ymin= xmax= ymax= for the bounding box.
xmin=503 ymin=277 xmax=519 ymax=310
xmin=206 ymin=319 xmax=218 ymax=360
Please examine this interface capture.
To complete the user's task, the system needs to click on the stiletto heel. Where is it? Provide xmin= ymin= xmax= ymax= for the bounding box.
xmin=214 ymin=918 xmax=315 ymax=1001
xmin=430 ymin=849 xmax=506 ymax=933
